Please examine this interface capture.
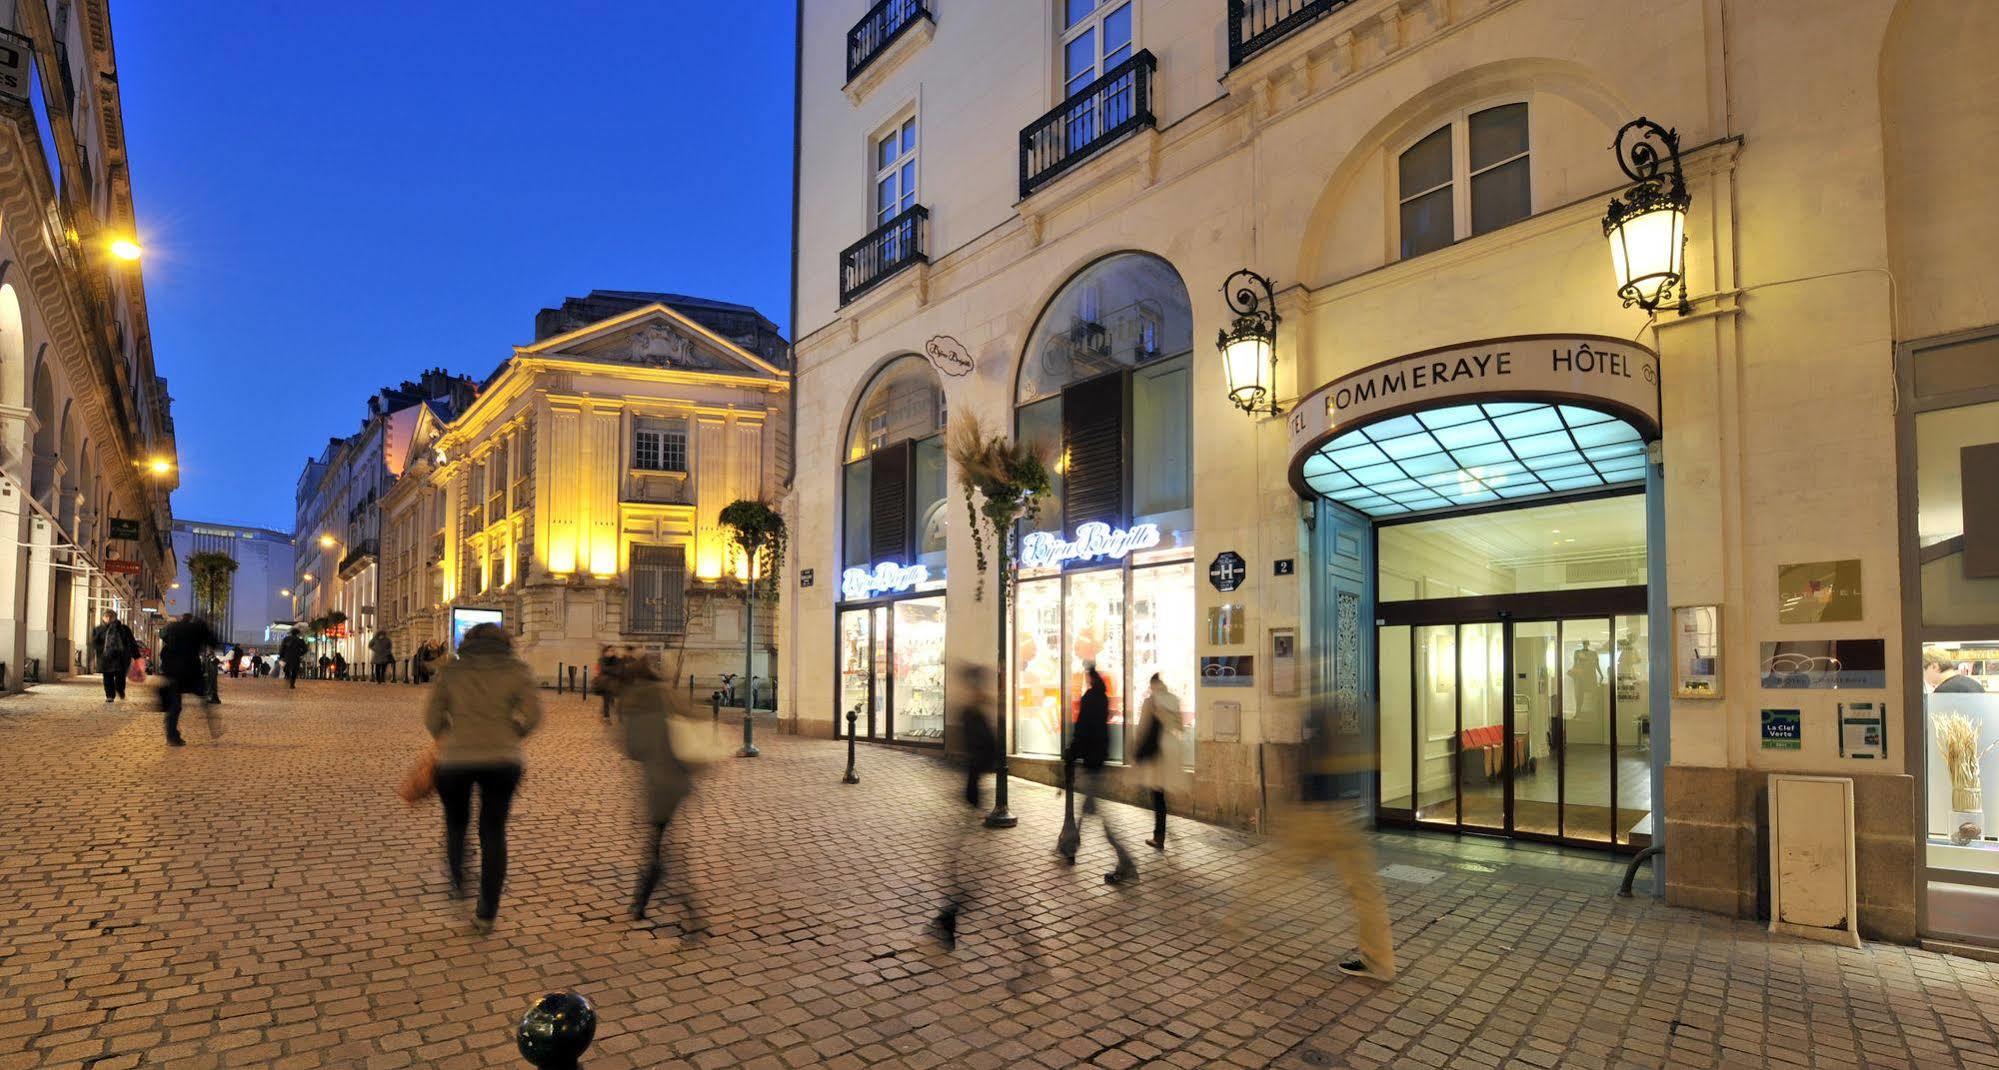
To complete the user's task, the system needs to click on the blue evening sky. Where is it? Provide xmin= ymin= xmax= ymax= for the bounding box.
xmin=118 ymin=3 xmax=796 ymax=532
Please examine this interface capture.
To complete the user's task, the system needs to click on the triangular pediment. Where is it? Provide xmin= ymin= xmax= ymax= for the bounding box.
xmin=518 ymin=303 xmax=784 ymax=379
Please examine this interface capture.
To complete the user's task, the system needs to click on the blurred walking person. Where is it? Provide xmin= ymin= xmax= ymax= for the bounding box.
xmin=423 ymin=623 xmax=543 ymax=933
xmin=594 ymin=645 xmax=622 ymax=720
xmin=279 ymin=628 xmax=307 ymax=689
xmin=370 ymin=631 xmax=395 ymax=684
xmin=1133 ymin=674 xmax=1186 ymax=849
xmin=933 ymin=664 xmax=999 ymax=949
xmin=91 ymin=609 xmax=137 ymax=704
xmin=618 ymin=653 xmax=706 ymax=932
xmin=1062 ymin=663 xmax=1136 ymax=885
xmin=156 ymin=613 xmax=219 ymax=747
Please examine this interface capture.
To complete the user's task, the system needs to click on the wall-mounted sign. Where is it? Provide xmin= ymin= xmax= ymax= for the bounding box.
xmin=1777 ymin=559 xmax=1862 ymax=624
xmin=841 ymin=562 xmax=930 ymax=602
xmin=1760 ymin=708 xmax=1803 ymax=750
xmin=109 ymin=518 xmax=141 ymax=541
xmin=106 ymin=560 xmax=142 ymax=576
xmin=800 ymin=568 xmax=815 ymax=589
xmin=1200 ymin=655 xmax=1254 ymax=688
xmin=1273 ymin=558 xmax=1295 ymax=576
xmin=1270 ymin=628 xmax=1298 ymax=696
xmin=1758 ymin=639 xmax=1886 ymax=689
xmin=0 ymin=30 xmax=28 ymax=107
xmin=923 ymin=335 xmax=974 ymax=377
xmin=1206 ymin=603 xmax=1245 ymax=646
xmin=1838 ymin=702 xmax=1887 ymax=760
xmin=1019 ymin=522 xmax=1160 ymax=569
xmin=1284 ymin=334 xmax=1662 ymax=494
xmin=1209 ymin=551 xmax=1247 ymax=592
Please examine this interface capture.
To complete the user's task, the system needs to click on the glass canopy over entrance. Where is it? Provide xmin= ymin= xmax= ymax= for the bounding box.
xmin=1299 ymin=402 xmax=1649 ymax=517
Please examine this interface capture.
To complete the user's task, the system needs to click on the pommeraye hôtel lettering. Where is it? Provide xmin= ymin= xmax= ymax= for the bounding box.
xmin=1286 ymin=334 xmax=1661 ymax=459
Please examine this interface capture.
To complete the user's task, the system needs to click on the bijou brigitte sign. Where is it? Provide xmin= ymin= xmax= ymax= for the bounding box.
xmin=1285 ymin=334 xmax=1661 ymax=460
xmin=1019 ymin=522 xmax=1161 ymax=569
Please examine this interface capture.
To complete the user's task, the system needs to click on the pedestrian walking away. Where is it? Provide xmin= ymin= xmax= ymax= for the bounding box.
xmin=155 ymin=613 xmax=219 ymax=746
xmin=370 ymin=630 xmax=395 ymax=684
xmin=279 ymin=628 xmax=307 ymax=689
xmin=423 ymin=622 xmax=542 ymax=933
xmin=90 ymin=609 xmax=137 ymax=703
xmin=594 ymin=645 xmax=622 ymax=720
xmin=1133 ymin=673 xmax=1188 ymax=850
xmin=617 ymin=653 xmax=709 ymax=932
xmin=1061 ymin=662 xmax=1137 ymax=885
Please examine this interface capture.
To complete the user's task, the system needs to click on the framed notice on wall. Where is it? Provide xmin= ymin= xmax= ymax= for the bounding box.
xmin=1672 ymin=605 xmax=1722 ymax=698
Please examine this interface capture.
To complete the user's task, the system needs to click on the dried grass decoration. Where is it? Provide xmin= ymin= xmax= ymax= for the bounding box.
xmin=1933 ymin=711 xmax=1998 ymax=813
xmin=947 ymin=411 xmax=1052 ymax=602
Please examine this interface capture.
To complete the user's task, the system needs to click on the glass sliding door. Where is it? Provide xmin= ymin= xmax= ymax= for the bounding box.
xmin=1067 ymin=568 xmax=1127 ymax=762
xmin=1378 ymin=625 xmax=1414 ymax=818
xmin=1512 ymin=621 xmax=1561 ymax=837
xmin=1559 ymin=618 xmax=1613 ymax=843
xmin=1414 ymin=624 xmax=1459 ymax=826
xmin=870 ymin=606 xmax=890 ymax=740
xmin=1459 ymin=621 xmax=1508 ymax=832
xmin=1613 ymin=613 xmax=1652 ymax=845
xmin=839 ymin=609 xmax=877 ymax=738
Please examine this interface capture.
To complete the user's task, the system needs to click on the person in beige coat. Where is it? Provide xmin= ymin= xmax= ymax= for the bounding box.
xmin=423 ymin=623 xmax=543 ymax=932
xmin=1133 ymin=675 xmax=1189 ymax=849
xmin=618 ymin=655 xmax=704 ymax=931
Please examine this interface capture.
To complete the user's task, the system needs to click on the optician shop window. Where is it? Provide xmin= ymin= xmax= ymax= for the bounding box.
xmin=1012 ymin=252 xmax=1196 ymax=764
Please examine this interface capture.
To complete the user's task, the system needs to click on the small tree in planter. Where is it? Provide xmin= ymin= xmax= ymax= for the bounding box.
xmin=948 ymin=411 xmax=1052 ymax=827
xmin=719 ymin=499 xmax=786 ymax=756
xmin=187 ymin=551 xmax=239 ymax=627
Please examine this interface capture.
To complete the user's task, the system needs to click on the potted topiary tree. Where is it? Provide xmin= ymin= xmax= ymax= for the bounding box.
xmin=947 ymin=411 xmax=1052 ymax=828
xmin=719 ymin=498 xmax=786 ymax=757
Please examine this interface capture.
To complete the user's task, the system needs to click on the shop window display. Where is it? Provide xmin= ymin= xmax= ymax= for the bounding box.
xmin=1131 ymin=561 xmax=1197 ymax=766
xmin=1015 ymin=578 xmax=1065 ymax=757
xmin=1926 ymin=642 xmax=1999 ymax=870
xmin=892 ymin=598 xmax=947 ymax=740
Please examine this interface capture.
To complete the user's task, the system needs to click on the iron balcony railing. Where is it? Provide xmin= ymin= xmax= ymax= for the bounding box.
xmin=1228 ymin=0 xmax=1355 ymax=68
xmin=1019 ymin=50 xmax=1156 ymax=200
xmin=847 ymin=0 xmax=932 ymax=83
xmin=839 ymin=204 xmax=928 ymax=306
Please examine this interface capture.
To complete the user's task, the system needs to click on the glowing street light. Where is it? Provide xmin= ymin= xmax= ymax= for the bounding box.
xmin=108 ymin=236 xmax=144 ymax=262
xmin=318 ymin=533 xmax=336 ymax=549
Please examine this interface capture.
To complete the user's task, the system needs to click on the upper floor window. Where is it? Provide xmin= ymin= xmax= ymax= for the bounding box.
xmin=1397 ymin=102 xmax=1531 ymax=259
xmin=874 ymin=115 xmax=917 ymax=233
xmin=1063 ymin=1 xmax=1133 ymax=99
xmin=634 ymin=417 xmax=689 ymax=474
xmin=844 ymin=355 xmax=947 ymax=574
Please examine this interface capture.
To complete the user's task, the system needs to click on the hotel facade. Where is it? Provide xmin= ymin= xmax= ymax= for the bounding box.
xmin=788 ymin=0 xmax=1999 ymax=948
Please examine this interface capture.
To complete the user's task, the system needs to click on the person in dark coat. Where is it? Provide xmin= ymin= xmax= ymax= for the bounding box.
xmin=618 ymin=654 xmax=704 ymax=930
xmin=90 ymin=610 xmax=137 ymax=703
xmin=1064 ymin=663 xmax=1136 ymax=884
xmin=278 ymin=628 xmax=307 ymax=688
xmin=595 ymin=646 xmax=623 ymax=721
xmin=934 ymin=663 xmax=1000 ymax=949
xmin=370 ymin=631 xmax=395 ymax=684
xmin=156 ymin=613 xmax=219 ymax=746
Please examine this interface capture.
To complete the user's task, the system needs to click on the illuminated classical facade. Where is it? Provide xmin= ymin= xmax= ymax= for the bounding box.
xmin=380 ymin=293 xmax=789 ymax=685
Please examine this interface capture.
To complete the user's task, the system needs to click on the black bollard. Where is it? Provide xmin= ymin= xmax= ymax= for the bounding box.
xmin=555 ymin=662 xmax=565 ymax=694
xmin=841 ymin=707 xmax=859 ymax=784
xmin=580 ymin=666 xmax=590 ymax=703
xmin=516 ymin=990 xmax=596 ymax=1069
xmin=738 ymin=707 xmax=759 ymax=758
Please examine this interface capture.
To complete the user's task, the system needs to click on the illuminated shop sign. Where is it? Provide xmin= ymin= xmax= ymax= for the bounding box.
xmin=842 ymin=562 xmax=931 ymax=601
xmin=1019 ymin=522 xmax=1161 ymax=569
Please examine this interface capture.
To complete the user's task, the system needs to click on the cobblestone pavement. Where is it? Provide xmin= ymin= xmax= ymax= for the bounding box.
xmin=3 ymin=677 xmax=1998 ymax=1070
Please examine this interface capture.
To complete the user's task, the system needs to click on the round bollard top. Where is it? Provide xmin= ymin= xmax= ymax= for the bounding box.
xmin=517 ymin=990 xmax=596 ymax=1068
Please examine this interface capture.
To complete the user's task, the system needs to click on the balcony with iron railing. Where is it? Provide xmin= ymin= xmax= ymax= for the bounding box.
xmin=839 ymin=204 xmax=928 ymax=307
xmin=1227 ymin=0 xmax=1355 ymax=69
xmin=1019 ymin=50 xmax=1156 ymax=200
xmin=338 ymin=538 xmax=379 ymax=579
xmin=847 ymin=0 xmax=932 ymax=83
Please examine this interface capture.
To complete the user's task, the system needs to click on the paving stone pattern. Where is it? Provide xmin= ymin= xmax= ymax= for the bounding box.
xmin=1 ymin=677 xmax=1997 ymax=1069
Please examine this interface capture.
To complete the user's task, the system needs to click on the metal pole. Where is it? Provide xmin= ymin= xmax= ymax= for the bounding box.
xmin=738 ymin=562 xmax=759 ymax=757
xmin=984 ymin=533 xmax=1016 ymax=828
xmin=580 ymin=666 xmax=590 ymax=703
xmin=842 ymin=707 xmax=859 ymax=784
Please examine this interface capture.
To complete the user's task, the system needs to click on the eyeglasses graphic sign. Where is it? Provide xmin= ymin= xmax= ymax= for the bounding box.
xmin=1200 ymin=655 xmax=1254 ymax=688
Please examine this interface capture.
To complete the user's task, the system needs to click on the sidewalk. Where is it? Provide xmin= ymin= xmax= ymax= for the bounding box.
xmin=0 ymin=676 xmax=1993 ymax=1069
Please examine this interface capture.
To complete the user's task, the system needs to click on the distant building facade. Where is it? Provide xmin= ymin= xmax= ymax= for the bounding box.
xmin=379 ymin=292 xmax=789 ymax=683
xmin=0 ymin=0 xmax=178 ymax=685
xmin=164 ymin=521 xmax=294 ymax=649
xmin=292 ymin=370 xmax=476 ymax=664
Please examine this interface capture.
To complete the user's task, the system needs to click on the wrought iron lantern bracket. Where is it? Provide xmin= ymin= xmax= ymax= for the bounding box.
xmin=1603 ymin=117 xmax=1694 ymax=315
xmin=1218 ymin=268 xmax=1282 ymax=417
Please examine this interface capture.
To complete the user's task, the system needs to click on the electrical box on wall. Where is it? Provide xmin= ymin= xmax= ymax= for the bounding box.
xmin=1270 ymin=627 xmax=1298 ymax=696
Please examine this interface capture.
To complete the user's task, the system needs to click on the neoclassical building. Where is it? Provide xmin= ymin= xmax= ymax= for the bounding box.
xmin=789 ymin=0 xmax=1999 ymax=948
xmin=0 ymin=0 xmax=177 ymax=685
xmin=379 ymin=292 xmax=789 ymax=685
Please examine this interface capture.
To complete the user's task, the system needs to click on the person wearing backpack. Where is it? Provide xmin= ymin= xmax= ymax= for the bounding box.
xmin=91 ymin=610 xmax=137 ymax=703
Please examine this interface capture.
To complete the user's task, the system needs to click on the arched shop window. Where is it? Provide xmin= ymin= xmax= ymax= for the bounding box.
xmin=842 ymin=354 xmax=947 ymax=574
xmin=837 ymin=354 xmax=949 ymax=746
xmin=1012 ymin=252 xmax=1198 ymax=765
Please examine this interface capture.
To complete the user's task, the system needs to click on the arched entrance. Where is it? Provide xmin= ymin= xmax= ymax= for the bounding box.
xmin=1290 ymin=334 xmax=1662 ymax=850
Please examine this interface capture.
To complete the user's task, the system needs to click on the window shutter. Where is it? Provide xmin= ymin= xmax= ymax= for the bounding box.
xmin=1062 ymin=373 xmax=1126 ymax=530
xmin=869 ymin=439 xmax=913 ymax=563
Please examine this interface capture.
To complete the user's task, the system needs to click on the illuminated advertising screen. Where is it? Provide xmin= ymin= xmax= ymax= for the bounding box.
xmin=449 ymin=607 xmax=505 ymax=652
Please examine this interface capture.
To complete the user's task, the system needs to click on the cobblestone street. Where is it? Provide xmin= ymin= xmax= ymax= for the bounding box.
xmin=0 ymin=677 xmax=1996 ymax=1069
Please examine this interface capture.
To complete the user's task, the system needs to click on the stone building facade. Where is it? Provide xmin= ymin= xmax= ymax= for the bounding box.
xmin=0 ymin=0 xmax=178 ymax=683
xmin=789 ymin=0 xmax=1999 ymax=947
xmin=379 ymin=292 xmax=789 ymax=688
xmin=164 ymin=520 xmax=293 ymax=649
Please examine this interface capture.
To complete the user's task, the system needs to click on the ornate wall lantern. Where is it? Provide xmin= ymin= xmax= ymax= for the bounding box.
xmin=1603 ymin=117 xmax=1692 ymax=315
xmin=1218 ymin=269 xmax=1280 ymax=416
